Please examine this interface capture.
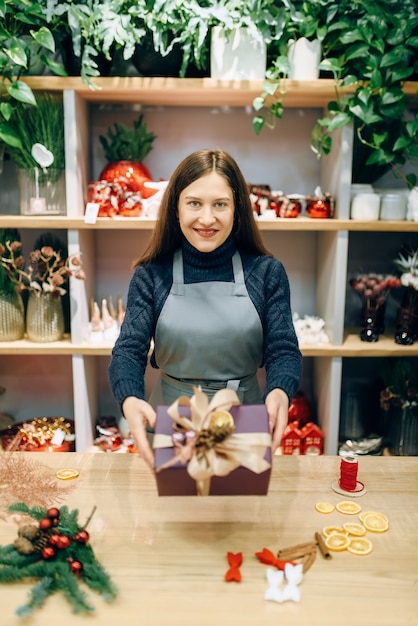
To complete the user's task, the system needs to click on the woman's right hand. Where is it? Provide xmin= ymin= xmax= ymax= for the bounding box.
xmin=122 ymin=396 xmax=156 ymax=470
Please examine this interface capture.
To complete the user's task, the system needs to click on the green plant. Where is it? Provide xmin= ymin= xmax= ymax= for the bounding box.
xmin=253 ymin=0 xmax=418 ymax=189
xmin=380 ymin=358 xmax=418 ymax=408
xmin=99 ymin=114 xmax=156 ymax=162
xmin=146 ymin=0 xmax=285 ymax=78
xmin=5 ymin=93 xmax=65 ymax=171
xmin=45 ymin=0 xmax=149 ymax=87
xmin=0 ymin=0 xmax=65 ymax=150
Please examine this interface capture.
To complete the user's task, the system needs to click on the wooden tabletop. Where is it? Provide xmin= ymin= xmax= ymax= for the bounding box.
xmin=0 ymin=452 xmax=417 ymax=625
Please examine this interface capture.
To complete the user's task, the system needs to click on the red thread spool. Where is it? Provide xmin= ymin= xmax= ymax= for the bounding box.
xmin=339 ymin=455 xmax=364 ymax=492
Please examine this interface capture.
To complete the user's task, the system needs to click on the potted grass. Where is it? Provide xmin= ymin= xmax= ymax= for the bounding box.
xmin=5 ymin=93 xmax=66 ymax=215
xmin=253 ymin=0 xmax=418 ymax=189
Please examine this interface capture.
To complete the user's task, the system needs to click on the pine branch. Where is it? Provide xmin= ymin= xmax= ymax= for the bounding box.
xmin=15 ymin=576 xmax=57 ymax=617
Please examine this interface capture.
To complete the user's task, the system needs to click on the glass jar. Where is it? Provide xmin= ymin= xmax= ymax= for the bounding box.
xmin=18 ymin=168 xmax=66 ymax=216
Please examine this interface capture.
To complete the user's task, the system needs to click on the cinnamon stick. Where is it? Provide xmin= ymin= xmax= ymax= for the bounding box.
xmin=277 ymin=541 xmax=316 ymax=560
xmin=315 ymin=532 xmax=332 ymax=559
xmin=302 ymin=548 xmax=317 ymax=573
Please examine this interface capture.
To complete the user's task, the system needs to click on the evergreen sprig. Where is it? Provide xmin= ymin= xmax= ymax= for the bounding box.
xmin=0 ymin=502 xmax=118 ymax=617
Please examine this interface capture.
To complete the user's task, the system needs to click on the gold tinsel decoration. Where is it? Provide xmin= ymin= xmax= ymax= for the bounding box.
xmin=0 ymin=453 xmax=75 ymax=522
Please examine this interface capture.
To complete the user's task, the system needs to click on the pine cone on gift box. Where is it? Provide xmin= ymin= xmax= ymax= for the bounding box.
xmin=196 ymin=423 xmax=236 ymax=450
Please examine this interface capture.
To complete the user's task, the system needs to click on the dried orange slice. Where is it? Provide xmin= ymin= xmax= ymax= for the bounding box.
xmin=322 ymin=526 xmax=347 ymax=537
xmin=362 ymin=513 xmax=389 ymax=533
xmin=315 ymin=502 xmax=335 ymax=513
xmin=336 ymin=500 xmax=362 ymax=515
xmin=358 ymin=510 xmax=388 ymax=524
xmin=343 ymin=522 xmax=366 ymax=536
xmin=56 ymin=468 xmax=79 ymax=480
xmin=325 ymin=533 xmax=350 ymax=551
xmin=347 ymin=537 xmax=373 ymax=555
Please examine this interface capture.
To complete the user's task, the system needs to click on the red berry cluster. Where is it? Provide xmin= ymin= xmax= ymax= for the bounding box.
xmin=350 ymin=273 xmax=401 ymax=305
xmin=39 ymin=507 xmax=89 ymax=575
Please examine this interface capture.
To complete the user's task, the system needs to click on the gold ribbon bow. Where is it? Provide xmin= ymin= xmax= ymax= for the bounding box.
xmin=153 ymin=387 xmax=271 ymax=496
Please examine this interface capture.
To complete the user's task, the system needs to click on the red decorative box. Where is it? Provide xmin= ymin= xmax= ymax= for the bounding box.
xmin=153 ymin=404 xmax=272 ymax=496
xmin=281 ymin=422 xmax=303 ymax=455
xmin=300 ymin=422 xmax=324 ymax=455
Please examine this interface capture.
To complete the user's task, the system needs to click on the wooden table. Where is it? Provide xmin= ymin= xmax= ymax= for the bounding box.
xmin=0 ymin=453 xmax=417 ymax=625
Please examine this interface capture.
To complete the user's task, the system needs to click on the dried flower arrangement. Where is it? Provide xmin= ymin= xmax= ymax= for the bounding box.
xmin=349 ymin=272 xmax=402 ymax=342
xmin=0 ymin=239 xmax=84 ymax=297
xmin=393 ymin=248 xmax=418 ymax=345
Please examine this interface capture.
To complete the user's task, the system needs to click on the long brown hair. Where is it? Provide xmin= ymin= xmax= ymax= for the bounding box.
xmin=133 ymin=149 xmax=270 ymax=267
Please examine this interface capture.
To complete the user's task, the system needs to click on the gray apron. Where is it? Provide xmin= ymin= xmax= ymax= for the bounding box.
xmin=149 ymin=249 xmax=264 ymax=407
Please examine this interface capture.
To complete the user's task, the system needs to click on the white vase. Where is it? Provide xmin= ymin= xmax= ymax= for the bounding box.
xmin=407 ymin=186 xmax=418 ymax=221
xmin=288 ymin=37 xmax=321 ymax=80
xmin=210 ymin=26 xmax=266 ymax=80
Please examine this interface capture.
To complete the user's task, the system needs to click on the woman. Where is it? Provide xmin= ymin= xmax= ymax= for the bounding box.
xmin=108 ymin=149 xmax=302 ymax=469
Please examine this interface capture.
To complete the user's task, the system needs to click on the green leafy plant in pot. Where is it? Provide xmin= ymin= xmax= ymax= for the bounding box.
xmin=0 ymin=0 xmax=65 ymax=152
xmin=253 ymin=0 xmax=418 ymax=189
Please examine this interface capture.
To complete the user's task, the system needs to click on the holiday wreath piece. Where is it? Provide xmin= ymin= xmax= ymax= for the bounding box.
xmin=0 ymin=502 xmax=117 ymax=616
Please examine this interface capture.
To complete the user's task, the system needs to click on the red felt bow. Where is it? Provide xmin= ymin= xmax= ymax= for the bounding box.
xmin=255 ymin=547 xmax=296 ymax=570
xmin=225 ymin=552 xmax=243 ymax=582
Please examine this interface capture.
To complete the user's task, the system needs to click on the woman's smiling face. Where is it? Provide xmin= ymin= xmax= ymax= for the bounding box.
xmin=178 ymin=171 xmax=235 ymax=253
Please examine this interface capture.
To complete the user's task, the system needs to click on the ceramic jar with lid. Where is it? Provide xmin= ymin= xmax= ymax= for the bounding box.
xmin=380 ymin=194 xmax=407 ymax=220
xmin=350 ymin=192 xmax=380 ymax=220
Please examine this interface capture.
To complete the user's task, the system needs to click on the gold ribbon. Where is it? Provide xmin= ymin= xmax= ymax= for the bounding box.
xmin=154 ymin=387 xmax=271 ymax=496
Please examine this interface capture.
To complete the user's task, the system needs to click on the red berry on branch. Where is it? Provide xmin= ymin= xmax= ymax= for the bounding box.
xmin=46 ymin=507 xmax=60 ymax=519
xmin=49 ymin=533 xmax=61 ymax=546
xmin=74 ymin=530 xmax=90 ymax=544
xmin=39 ymin=518 xmax=53 ymax=531
xmin=69 ymin=560 xmax=83 ymax=575
xmin=42 ymin=546 xmax=56 ymax=560
xmin=56 ymin=535 xmax=72 ymax=549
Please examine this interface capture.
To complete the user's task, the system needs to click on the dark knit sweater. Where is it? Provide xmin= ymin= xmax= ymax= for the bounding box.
xmin=108 ymin=235 xmax=302 ymax=410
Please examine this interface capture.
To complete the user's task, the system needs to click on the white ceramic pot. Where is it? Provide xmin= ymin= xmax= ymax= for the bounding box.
xmin=210 ymin=26 xmax=266 ymax=80
xmin=288 ymin=37 xmax=321 ymax=80
xmin=407 ymin=186 xmax=418 ymax=221
xmin=380 ymin=194 xmax=407 ymax=220
xmin=350 ymin=192 xmax=380 ymax=220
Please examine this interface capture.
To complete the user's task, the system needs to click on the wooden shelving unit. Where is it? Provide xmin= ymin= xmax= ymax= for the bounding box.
xmin=1 ymin=77 xmax=417 ymax=454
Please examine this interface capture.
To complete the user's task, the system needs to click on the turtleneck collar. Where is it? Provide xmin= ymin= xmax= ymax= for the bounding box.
xmin=181 ymin=235 xmax=237 ymax=269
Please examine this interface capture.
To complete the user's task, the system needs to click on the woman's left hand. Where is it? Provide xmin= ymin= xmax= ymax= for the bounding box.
xmin=265 ymin=388 xmax=289 ymax=454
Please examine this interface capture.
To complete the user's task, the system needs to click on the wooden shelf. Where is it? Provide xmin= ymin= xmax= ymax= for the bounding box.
xmin=1 ymin=215 xmax=417 ymax=232
xmin=2 ymin=333 xmax=417 ymax=357
xmin=22 ymin=76 xmax=418 ymax=108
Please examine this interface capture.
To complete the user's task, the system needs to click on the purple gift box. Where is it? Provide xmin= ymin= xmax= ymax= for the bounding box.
xmin=153 ymin=404 xmax=272 ymax=496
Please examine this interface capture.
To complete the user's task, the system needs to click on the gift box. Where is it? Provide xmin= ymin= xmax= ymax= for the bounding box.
xmin=1 ymin=417 xmax=75 ymax=452
xmin=153 ymin=388 xmax=272 ymax=496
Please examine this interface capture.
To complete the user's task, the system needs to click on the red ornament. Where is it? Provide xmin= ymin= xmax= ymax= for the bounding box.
xmin=48 ymin=533 xmax=61 ymax=546
xmin=42 ymin=546 xmax=56 ymax=560
xmin=74 ymin=530 xmax=90 ymax=544
xmin=56 ymin=535 xmax=72 ymax=549
xmin=69 ymin=560 xmax=83 ymax=575
xmin=46 ymin=507 xmax=60 ymax=519
xmin=99 ymin=160 xmax=153 ymax=195
xmin=39 ymin=518 xmax=53 ymax=530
